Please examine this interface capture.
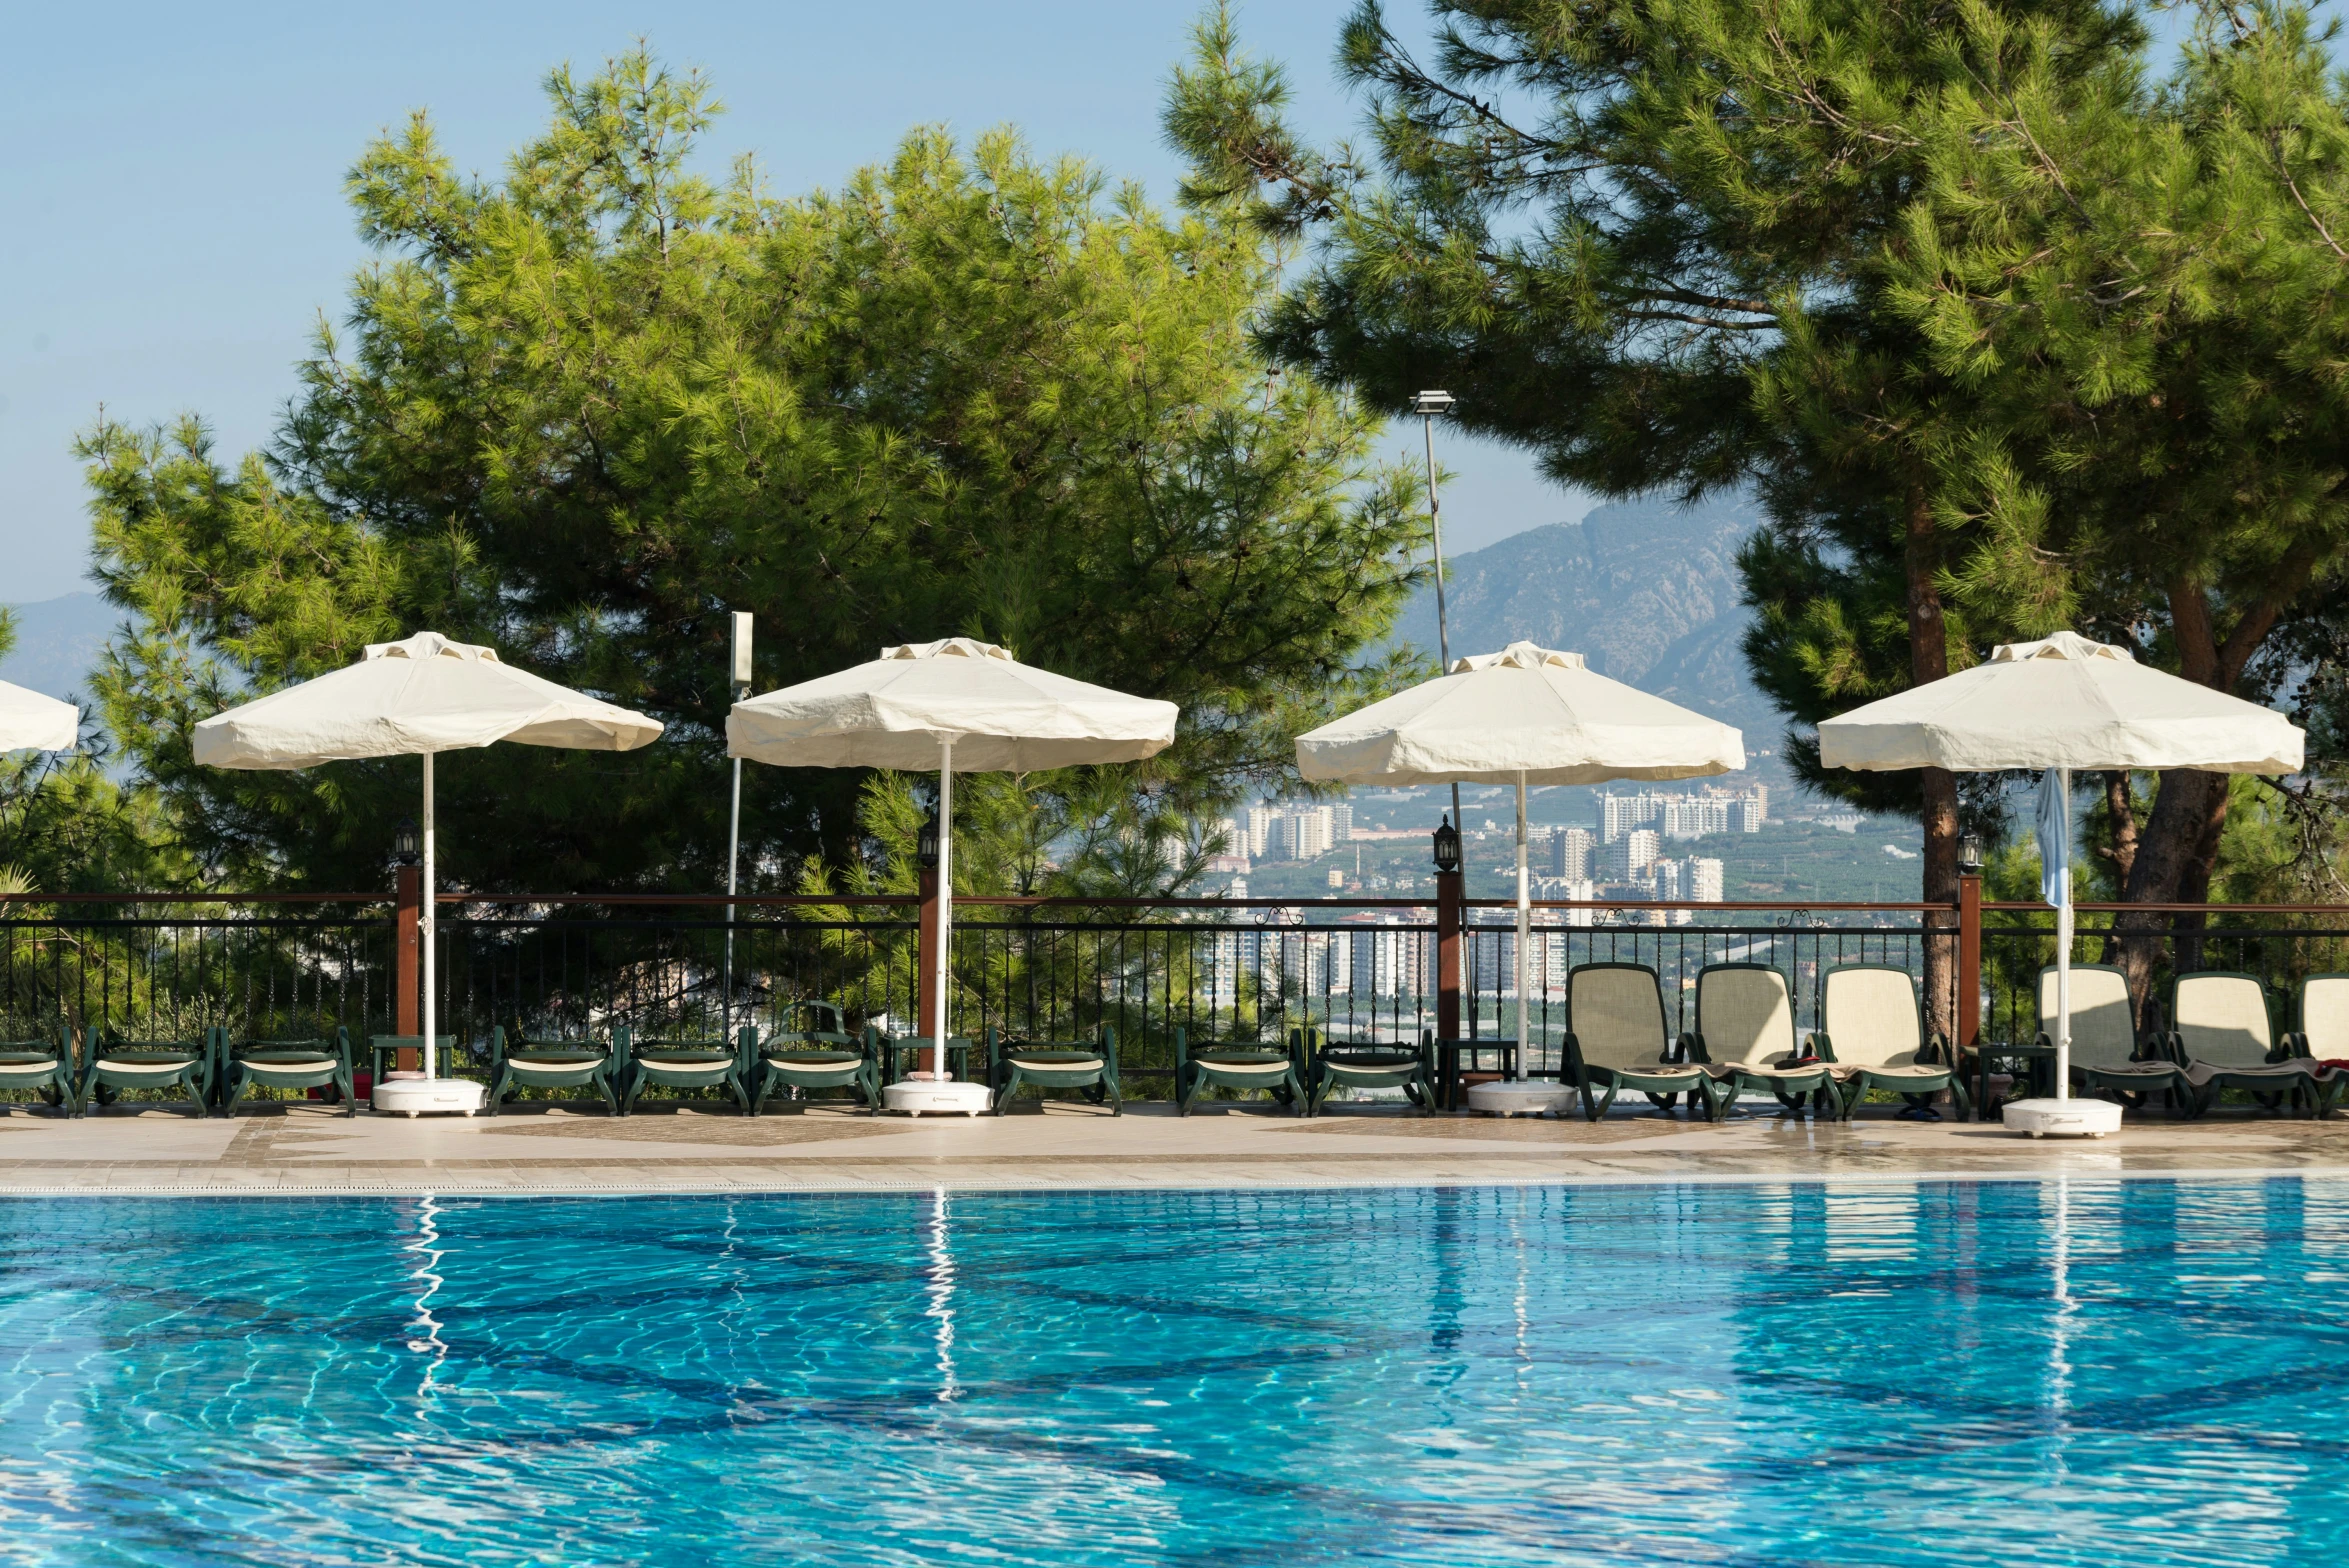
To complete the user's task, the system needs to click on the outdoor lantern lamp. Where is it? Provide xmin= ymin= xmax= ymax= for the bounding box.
xmin=918 ymin=805 xmax=942 ymax=871
xmin=1409 ymin=390 xmax=1456 ymax=415
xmin=1431 ymin=814 xmax=1462 ymax=875
xmin=394 ymin=816 xmax=421 ymax=867
xmin=1958 ymin=832 xmax=1985 ymax=875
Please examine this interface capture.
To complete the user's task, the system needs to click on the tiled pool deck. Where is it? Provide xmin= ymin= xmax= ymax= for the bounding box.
xmin=4 ymin=1097 xmax=2348 ymax=1192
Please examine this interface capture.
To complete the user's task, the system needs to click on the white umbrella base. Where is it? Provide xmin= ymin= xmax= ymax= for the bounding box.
xmin=882 ymin=1080 xmax=991 ymax=1117
xmin=2001 ymin=1097 xmax=2121 ymax=1138
xmin=1467 ymin=1080 xmax=1573 ymax=1116
xmin=372 ymin=1078 xmax=487 ymax=1118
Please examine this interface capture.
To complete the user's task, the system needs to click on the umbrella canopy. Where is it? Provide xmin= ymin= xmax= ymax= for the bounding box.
xmin=1817 ymin=629 xmax=2305 ymax=1126
xmin=0 ymin=682 xmax=77 ymax=753
xmin=1295 ymin=642 xmax=1745 ymax=785
xmin=193 ymin=631 xmax=662 ymax=768
xmin=1816 ymin=631 xmax=2302 ymax=775
xmin=197 ymin=632 xmax=663 ymax=1087
xmin=729 ymin=639 xmax=1177 ymax=1090
xmin=727 ymin=638 xmax=1176 ymax=771
xmin=1298 ymin=642 xmax=1745 ymax=1089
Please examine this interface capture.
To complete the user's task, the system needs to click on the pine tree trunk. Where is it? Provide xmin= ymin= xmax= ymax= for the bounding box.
xmin=1904 ymin=484 xmax=1959 ymax=1046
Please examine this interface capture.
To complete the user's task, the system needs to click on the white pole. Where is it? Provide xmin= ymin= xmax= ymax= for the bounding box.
xmin=1515 ymin=770 xmax=1529 ymax=1082
xmin=2055 ymin=766 xmax=2072 ymax=1103
xmin=935 ymin=737 xmax=954 ymax=1080
xmin=421 ymin=748 xmax=437 ymax=1081
xmin=725 ymin=754 xmax=743 ymax=1034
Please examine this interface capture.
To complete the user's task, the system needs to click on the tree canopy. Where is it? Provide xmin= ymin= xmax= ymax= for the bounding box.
xmin=83 ymin=48 xmax=1425 ymax=895
xmin=1166 ymin=0 xmax=2349 ymax=994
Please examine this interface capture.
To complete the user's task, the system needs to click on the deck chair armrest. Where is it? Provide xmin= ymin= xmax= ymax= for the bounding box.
xmin=1173 ymin=1027 xmax=1188 ymax=1068
xmin=1920 ymin=1033 xmax=1949 ymax=1068
xmin=1682 ymin=1032 xmax=1711 ymax=1066
xmin=1807 ymin=1032 xmax=1838 ymax=1064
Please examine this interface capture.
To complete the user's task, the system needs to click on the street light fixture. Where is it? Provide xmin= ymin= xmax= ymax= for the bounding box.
xmin=394 ymin=817 xmax=421 ymax=867
xmin=918 ymin=805 xmax=942 ymax=871
xmin=1958 ymin=832 xmax=1985 ymax=875
xmin=1412 ymin=390 xmax=1462 ymax=831
xmin=1431 ymin=814 xmax=1462 ymax=875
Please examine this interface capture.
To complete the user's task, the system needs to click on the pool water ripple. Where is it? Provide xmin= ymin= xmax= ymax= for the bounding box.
xmin=2 ymin=1180 xmax=2346 ymax=1566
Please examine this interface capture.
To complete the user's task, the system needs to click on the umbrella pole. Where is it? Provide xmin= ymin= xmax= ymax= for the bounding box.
xmin=936 ymin=739 xmax=953 ymax=1081
xmin=2055 ymin=766 xmax=2072 ymax=1103
xmin=422 ymin=749 xmax=436 ymax=1081
xmin=1515 ymin=770 xmax=1529 ymax=1082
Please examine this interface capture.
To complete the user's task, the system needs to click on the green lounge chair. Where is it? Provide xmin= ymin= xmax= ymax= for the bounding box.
xmin=81 ymin=1029 xmax=212 ymax=1116
xmin=1562 ymin=961 xmax=1718 ymax=1120
xmin=750 ymin=1004 xmax=880 ymax=1113
xmin=1296 ymin=1027 xmax=1433 ymax=1116
xmin=0 ymin=1023 xmax=79 ymax=1116
xmin=1813 ymin=964 xmax=1970 ymax=1121
xmin=2286 ymin=974 xmax=2349 ymax=1116
xmin=988 ymin=1025 xmax=1122 ymax=1115
xmin=1172 ymin=1027 xmax=1303 ymax=1115
xmin=2034 ymin=964 xmax=2188 ymax=1113
xmin=616 ymin=1024 xmax=750 ymax=1115
xmin=1684 ymin=963 xmax=1834 ymax=1117
xmin=487 ymin=1027 xmax=618 ymax=1115
xmin=221 ymin=1027 xmax=357 ymax=1117
xmin=2170 ymin=971 xmax=2319 ymax=1117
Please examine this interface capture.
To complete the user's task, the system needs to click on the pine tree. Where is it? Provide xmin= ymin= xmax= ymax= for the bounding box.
xmin=82 ymin=48 xmax=1426 ymax=894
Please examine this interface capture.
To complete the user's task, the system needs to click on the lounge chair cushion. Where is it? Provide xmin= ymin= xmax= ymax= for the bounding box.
xmin=94 ymin=1058 xmax=198 ymax=1075
xmin=1009 ymin=1056 xmax=1101 ymax=1071
xmin=2174 ymin=975 xmax=2278 ymax=1068
xmin=1193 ymin=1058 xmax=1291 ymax=1075
xmin=642 ymin=1055 xmax=735 ymax=1069
xmin=2183 ymin=1058 xmax=2318 ymax=1087
xmin=0 ymin=1058 xmax=63 ymax=1074
xmin=1709 ymin=1060 xmax=1827 ymax=1081
xmin=242 ymin=1056 xmax=336 ymax=1071
xmin=765 ymin=1052 xmax=859 ymax=1068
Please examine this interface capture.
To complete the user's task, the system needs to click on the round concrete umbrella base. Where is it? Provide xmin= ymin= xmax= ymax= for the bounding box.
xmin=372 ymin=1077 xmax=486 ymax=1118
xmin=1466 ymin=1080 xmax=1574 ymax=1116
xmin=2001 ymin=1097 xmax=2121 ymax=1138
xmin=883 ymin=1080 xmax=991 ymax=1117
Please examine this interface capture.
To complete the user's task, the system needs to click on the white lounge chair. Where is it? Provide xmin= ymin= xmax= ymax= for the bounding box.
xmin=1814 ymin=965 xmax=1969 ymax=1121
xmin=1562 ymin=962 xmax=1718 ymax=1120
xmin=2036 ymin=964 xmax=2188 ymax=1113
xmin=2171 ymin=972 xmax=2319 ymax=1117
xmin=1685 ymin=964 xmax=1834 ymax=1117
xmin=2287 ymin=974 xmax=2349 ymax=1116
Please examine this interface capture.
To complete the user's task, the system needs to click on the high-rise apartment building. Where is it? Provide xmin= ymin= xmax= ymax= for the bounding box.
xmin=1606 ymin=829 xmax=1661 ymax=881
xmin=1547 ymin=827 xmax=1595 ymax=879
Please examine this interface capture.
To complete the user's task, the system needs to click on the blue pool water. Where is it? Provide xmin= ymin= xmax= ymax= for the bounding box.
xmin=1 ymin=1180 xmax=2344 ymax=1566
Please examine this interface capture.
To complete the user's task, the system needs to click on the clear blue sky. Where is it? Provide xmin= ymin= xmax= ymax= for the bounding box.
xmin=0 ymin=0 xmax=1582 ymax=605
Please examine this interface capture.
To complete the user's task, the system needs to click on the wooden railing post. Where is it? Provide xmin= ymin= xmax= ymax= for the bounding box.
xmin=1436 ymin=869 xmax=1463 ymax=1044
xmin=394 ymin=863 xmax=421 ymax=1071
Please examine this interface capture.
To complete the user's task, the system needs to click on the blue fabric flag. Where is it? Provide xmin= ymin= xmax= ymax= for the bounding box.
xmin=2035 ymin=768 xmax=2071 ymax=910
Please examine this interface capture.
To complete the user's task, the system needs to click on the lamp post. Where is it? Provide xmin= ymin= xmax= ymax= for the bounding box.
xmin=394 ymin=817 xmax=421 ymax=866
xmin=724 ymin=612 xmax=753 ymax=1039
xmin=1412 ymin=389 xmax=1462 ymax=832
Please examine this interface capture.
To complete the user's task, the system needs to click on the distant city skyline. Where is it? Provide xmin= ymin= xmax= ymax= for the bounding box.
xmin=0 ymin=1 xmax=1583 ymax=603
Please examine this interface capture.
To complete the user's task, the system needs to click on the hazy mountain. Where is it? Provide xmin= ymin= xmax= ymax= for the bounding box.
xmin=0 ymin=592 xmax=114 ymax=704
xmin=1392 ymin=491 xmax=1782 ymax=743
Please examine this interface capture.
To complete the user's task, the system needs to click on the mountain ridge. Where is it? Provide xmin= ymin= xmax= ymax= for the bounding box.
xmin=1390 ymin=491 xmax=1780 ymax=742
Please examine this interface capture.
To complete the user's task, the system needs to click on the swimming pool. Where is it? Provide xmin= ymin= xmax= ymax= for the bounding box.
xmin=0 ymin=1180 xmax=2342 ymax=1566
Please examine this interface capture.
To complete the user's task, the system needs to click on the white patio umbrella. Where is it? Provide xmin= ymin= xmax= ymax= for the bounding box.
xmin=1296 ymin=642 xmax=1746 ymax=1101
xmin=728 ymin=638 xmax=1178 ymax=1113
xmin=1818 ymin=629 xmax=2303 ymax=1135
xmin=0 ymin=682 xmax=77 ymax=753
xmin=194 ymin=632 xmax=664 ymax=1104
